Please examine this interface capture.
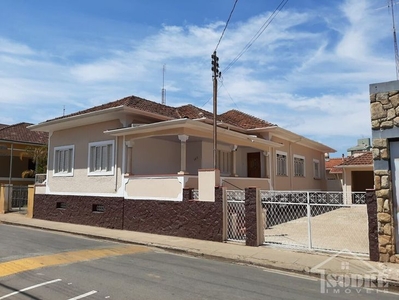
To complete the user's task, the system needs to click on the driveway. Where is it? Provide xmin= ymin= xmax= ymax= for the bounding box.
xmin=264 ymin=205 xmax=369 ymax=254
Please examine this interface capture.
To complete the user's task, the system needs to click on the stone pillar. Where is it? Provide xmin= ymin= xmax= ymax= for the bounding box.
xmin=245 ymin=187 xmax=263 ymax=246
xmin=178 ymin=135 xmax=189 ymax=175
xmin=125 ymin=140 xmax=134 ymax=175
xmin=369 ymin=81 xmax=399 ymax=262
xmin=366 ymin=189 xmax=379 ymax=262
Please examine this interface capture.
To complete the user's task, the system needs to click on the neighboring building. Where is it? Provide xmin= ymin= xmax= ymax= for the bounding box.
xmin=336 ymin=151 xmax=374 ymax=201
xmin=325 ymin=156 xmax=344 ymax=191
xmin=0 ymin=123 xmax=48 ymax=186
xmin=347 ymin=138 xmax=371 ymax=156
xmin=325 ymin=151 xmax=373 ymax=203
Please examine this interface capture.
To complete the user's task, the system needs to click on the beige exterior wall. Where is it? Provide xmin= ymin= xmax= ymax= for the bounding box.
xmin=271 ymin=136 xmax=327 ymax=191
xmin=221 ymin=177 xmax=271 ymax=190
xmin=125 ymin=176 xmax=184 ymax=201
xmin=48 ymin=120 xmax=123 ymax=195
xmin=131 ymin=137 xmax=180 ymax=175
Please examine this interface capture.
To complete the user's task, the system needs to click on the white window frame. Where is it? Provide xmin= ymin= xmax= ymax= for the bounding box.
xmin=88 ymin=140 xmax=115 ymax=176
xmin=313 ymin=159 xmax=321 ymax=179
xmin=53 ymin=145 xmax=74 ymax=176
xmin=293 ymin=154 xmax=305 ymax=177
xmin=276 ymin=151 xmax=288 ymax=176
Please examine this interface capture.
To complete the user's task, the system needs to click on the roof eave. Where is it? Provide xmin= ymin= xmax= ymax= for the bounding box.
xmin=252 ymin=126 xmax=336 ymax=153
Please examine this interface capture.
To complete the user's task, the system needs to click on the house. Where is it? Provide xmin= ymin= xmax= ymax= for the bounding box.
xmin=325 ymin=150 xmax=373 ymax=204
xmin=325 ymin=156 xmax=345 ymax=191
xmin=27 ymin=95 xmax=335 ymax=235
xmin=0 ymin=123 xmax=48 ymax=186
xmin=335 ymin=151 xmax=374 ymax=203
xmin=29 ymin=95 xmax=335 ymax=195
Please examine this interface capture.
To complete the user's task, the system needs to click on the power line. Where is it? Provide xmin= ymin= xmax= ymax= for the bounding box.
xmin=223 ymin=0 xmax=289 ymax=74
xmin=215 ymin=0 xmax=239 ymax=52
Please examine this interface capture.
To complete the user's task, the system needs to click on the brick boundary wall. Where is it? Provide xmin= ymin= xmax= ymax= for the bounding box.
xmin=123 ymin=187 xmax=224 ymax=242
xmin=34 ymin=188 xmax=224 ymax=242
xmin=245 ymin=188 xmax=258 ymax=246
xmin=33 ymin=194 xmax=124 ymax=229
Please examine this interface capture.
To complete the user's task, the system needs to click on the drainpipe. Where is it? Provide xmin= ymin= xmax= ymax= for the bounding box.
xmin=114 ymin=137 xmax=118 ymax=192
xmin=8 ymin=143 xmax=13 ymax=185
xmin=289 ymin=141 xmax=293 ymax=190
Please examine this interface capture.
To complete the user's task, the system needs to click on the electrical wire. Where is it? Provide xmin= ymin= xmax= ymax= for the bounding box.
xmin=223 ymin=0 xmax=289 ymax=74
xmin=215 ymin=0 xmax=239 ymax=52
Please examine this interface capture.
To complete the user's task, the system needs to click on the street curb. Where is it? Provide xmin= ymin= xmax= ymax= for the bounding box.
xmin=0 ymin=220 xmax=314 ymax=276
xmin=2 ymin=220 xmax=399 ymax=289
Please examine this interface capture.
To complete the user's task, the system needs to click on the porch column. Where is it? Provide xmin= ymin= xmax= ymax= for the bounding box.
xmin=178 ymin=135 xmax=189 ymax=175
xmin=230 ymin=145 xmax=238 ymax=177
xmin=125 ymin=140 xmax=134 ymax=175
xmin=263 ymin=151 xmax=269 ymax=178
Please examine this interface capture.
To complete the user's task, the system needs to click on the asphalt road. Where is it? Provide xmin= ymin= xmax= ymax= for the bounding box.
xmin=0 ymin=224 xmax=398 ymax=300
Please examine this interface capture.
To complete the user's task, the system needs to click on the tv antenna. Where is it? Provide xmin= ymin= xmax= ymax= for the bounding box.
xmin=389 ymin=0 xmax=399 ymax=79
xmin=161 ymin=64 xmax=166 ymax=105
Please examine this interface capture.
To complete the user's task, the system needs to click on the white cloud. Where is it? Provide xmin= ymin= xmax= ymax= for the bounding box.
xmin=0 ymin=0 xmax=394 ymax=156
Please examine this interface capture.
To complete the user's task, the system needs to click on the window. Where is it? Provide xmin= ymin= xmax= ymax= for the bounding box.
xmin=54 ymin=145 xmax=74 ymax=176
xmin=294 ymin=155 xmax=305 ymax=177
xmin=218 ymin=150 xmax=232 ymax=175
xmin=313 ymin=159 xmax=321 ymax=179
xmin=276 ymin=151 xmax=287 ymax=176
xmin=88 ymin=140 xmax=114 ymax=175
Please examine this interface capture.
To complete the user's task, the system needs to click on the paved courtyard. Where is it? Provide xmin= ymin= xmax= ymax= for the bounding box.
xmin=264 ymin=205 xmax=369 ymax=254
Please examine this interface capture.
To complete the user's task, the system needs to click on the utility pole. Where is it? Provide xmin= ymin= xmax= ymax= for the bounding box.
xmin=211 ymin=51 xmax=221 ymax=169
xmin=389 ymin=0 xmax=399 ymax=80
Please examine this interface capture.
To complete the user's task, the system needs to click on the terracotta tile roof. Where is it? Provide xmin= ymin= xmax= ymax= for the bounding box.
xmin=176 ymin=104 xmax=214 ymax=119
xmin=338 ymin=151 xmax=373 ymax=166
xmin=48 ymin=95 xmax=279 ymax=131
xmin=0 ymin=124 xmax=8 ymax=129
xmin=50 ymin=95 xmax=180 ymax=121
xmin=325 ymin=158 xmax=344 ymax=170
xmin=0 ymin=123 xmax=48 ymax=145
xmin=218 ymin=110 xmax=276 ymax=129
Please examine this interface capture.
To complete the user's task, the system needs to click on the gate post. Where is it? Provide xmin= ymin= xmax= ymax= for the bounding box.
xmin=0 ymin=184 xmax=11 ymax=213
xmin=245 ymin=187 xmax=263 ymax=246
xmin=27 ymin=185 xmax=35 ymax=218
xmin=221 ymin=187 xmax=227 ymax=241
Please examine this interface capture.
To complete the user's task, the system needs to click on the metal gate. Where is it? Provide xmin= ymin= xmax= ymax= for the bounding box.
xmin=11 ymin=186 xmax=28 ymax=211
xmin=261 ymin=191 xmax=369 ymax=255
xmin=226 ymin=190 xmax=246 ymax=242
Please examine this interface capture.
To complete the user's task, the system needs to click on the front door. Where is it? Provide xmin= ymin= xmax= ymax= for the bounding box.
xmin=390 ymin=141 xmax=399 ymax=253
xmin=247 ymin=152 xmax=261 ymax=178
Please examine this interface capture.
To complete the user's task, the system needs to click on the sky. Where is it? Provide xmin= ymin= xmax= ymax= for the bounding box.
xmin=0 ymin=0 xmax=397 ymax=157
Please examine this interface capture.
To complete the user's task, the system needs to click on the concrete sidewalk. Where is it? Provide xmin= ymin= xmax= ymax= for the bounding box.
xmin=1 ymin=212 xmax=399 ymax=287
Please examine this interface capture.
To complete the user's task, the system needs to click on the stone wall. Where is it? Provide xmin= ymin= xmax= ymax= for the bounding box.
xmin=370 ymin=84 xmax=398 ymax=262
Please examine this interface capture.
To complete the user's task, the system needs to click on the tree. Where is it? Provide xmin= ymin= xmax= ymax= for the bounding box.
xmin=20 ymin=145 xmax=48 ymax=176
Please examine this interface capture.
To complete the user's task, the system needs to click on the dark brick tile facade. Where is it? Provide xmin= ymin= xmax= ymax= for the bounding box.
xmin=33 ymin=194 xmax=124 ymax=229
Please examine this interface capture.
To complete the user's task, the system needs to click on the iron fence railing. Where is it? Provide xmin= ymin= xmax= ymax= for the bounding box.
xmin=260 ymin=190 xmax=368 ymax=255
xmin=226 ymin=190 xmax=245 ymax=242
xmin=35 ymin=173 xmax=47 ymax=184
xmin=11 ymin=186 xmax=28 ymax=211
